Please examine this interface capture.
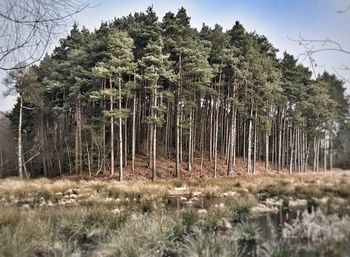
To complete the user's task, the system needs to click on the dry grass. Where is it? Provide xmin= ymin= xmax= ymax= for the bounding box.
xmin=1 ymin=171 xmax=349 ymax=201
xmin=1 ymin=172 xmax=350 ymax=257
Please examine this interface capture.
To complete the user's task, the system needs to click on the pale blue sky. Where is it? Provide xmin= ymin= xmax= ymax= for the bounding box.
xmin=1 ymin=0 xmax=349 ymax=111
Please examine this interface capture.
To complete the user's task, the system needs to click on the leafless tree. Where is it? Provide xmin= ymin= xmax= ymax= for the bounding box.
xmin=288 ymin=1 xmax=350 ymax=82
xmin=0 ymin=0 xmax=89 ymax=71
xmin=289 ymin=34 xmax=350 ymax=77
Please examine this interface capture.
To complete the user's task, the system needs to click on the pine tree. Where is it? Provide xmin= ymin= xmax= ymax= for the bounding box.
xmin=140 ymin=37 xmax=172 ymax=180
xmin=91 ymin=29 xmax=134 ymax=180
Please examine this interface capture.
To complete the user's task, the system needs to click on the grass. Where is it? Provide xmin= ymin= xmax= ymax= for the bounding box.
xmin=1 ymin=172 xmax=349 ymax=203
xmin=177 ymin=229 xmax=240 ymax=257
xmin=237 ymin=221 xmax=261 ymax=241
xmin=0 ymin=171 xmax=350 ymax=256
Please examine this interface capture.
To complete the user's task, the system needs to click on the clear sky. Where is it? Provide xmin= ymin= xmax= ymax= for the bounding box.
xmin=1 ymin=0 xmax=349 ymax=112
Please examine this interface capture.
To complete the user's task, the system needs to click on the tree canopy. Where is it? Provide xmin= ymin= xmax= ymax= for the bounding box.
xmin=2 ymin=7 xmax=349 ymax=179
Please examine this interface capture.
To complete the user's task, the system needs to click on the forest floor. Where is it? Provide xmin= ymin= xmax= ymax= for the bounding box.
xmin=0 ymin=164 xmax=350 ymax=257
xmin=64 ymin=154 xmax=328 ymax=180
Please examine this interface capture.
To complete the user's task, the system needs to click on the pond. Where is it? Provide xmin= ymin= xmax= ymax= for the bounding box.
xmin=167 ymin=194 xmax=350 ymax=257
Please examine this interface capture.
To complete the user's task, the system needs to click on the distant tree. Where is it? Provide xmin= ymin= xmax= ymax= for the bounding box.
xmin=0 ymin=112 xmax=16 ymax=177
xmin=3 ymin=7 xmax=349 ymax=180
xmin=3 ymin=66 xmax=41 ymax=178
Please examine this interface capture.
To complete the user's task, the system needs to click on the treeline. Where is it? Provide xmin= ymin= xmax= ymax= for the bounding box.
xmin=3 ymin=7 xmax=349 ymax=180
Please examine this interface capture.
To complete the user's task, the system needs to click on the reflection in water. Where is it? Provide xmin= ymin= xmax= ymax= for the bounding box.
xmin=167 ymin=195 xmax=350 ymax=257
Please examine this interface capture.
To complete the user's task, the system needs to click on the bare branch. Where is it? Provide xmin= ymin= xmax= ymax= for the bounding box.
xmin=333 ymin=67 xmax=350 ymax=84
xmin=288 ymin=34 xmax=350 ymax=56
xmin=0 ymin=0 xmax=90 ymax=70
xmin=288 ymin=34 xmax=350 ymax=82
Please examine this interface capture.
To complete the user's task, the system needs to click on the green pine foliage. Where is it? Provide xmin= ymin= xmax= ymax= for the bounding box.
xmin=4 ymin=7 xmax=349 ymax=178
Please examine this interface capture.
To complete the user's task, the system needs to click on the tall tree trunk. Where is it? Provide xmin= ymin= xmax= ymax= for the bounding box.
xmin=324 ymin=135 xmax=327 ymax=173
xmin=227 ymin=103 xmax=236 ymax=176
xmin=175 ymin=54 xmax=182 ymax=178
xmin=214 ymin=98 xmax=219 ymax=178
xmin=124 ymin=102 xmax=128 ymax=168
xmin=329 ymin=133 xmax=333 ymax=171
xmin=247 ymin=106 xmax=253 ymax=174
xmin=176 ymin=93 xmax=180 ymax=178
xmin=102 ymin=122 xmax=106 ymax=174
xmin=110 ymin=77 xmax=115 ymax=176
xmin=313 ymin=137 xmax=317 ymax=172
xmin=132 ymin=84 xmax=136 ymax=173
xmin=304 ymin=141 xmax=310 ymax=173
xmin=253 ymin=109 xmax=257 ymax=175
xmin=152 ymin=84 xmax=157 ymax=181
xmin=18 ymin=95 xmax=23 ymax=179
xmin=78 ymin=93 xmax=82 ymax=174
xmin=40 ymin=112 xmax=47 ymax=177
xmin=209 ymin=97 xmax=213 ymax=162
xmin=0 ymin=147 xmax=3 ymax=178
xmin=118 ymin=77 xmax=123 ymax=181
xmin=317 ymin=138 xmax=320 ymax=172
xmin=188 ymin=110 xmax=192 ymax=172
xmin=102 ymin=78 xmax=106 ymax=174
xmin=278 ymin=110 xmax=282 ymax=172
xmin=289 ymin=127 xmax=294 ymax=175
xmin=75 ymin=103 xmax=79 ymax=175
xmin=265 ymin=131 xmax=269 ymax=173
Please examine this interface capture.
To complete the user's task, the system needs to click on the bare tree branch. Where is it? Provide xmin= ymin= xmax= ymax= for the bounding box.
xmin=0 ymin=0 xmax=90 ymax=71
xmin=289 ymin=33 xmax=350 ymax=83
xmin=333 ymin=67 xmax=350 ymax=84
xmin=288 ymin=34 xmax=350 ymax=56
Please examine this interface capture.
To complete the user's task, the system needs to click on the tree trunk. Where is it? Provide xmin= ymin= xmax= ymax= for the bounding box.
xmin=18 ymin=95 xmax=23 ymax=179
xmin=0 ymin=147 xmax=3 ymax=178
xmin=227 ymin=103 xmax=236 ymax=176
xmin=247 ymin=106 xmax=253 ymax=174
xmin=176 ymin=93 xmax=180 ymax=178
xmin=188 ymin=110 xmax=192 ymax=172
xmin=118 ymin=77 xmax=123 ymax=181
xmin=124 ymin=102 xmax=128 ymax=168
xmin=265 ymin=131 xmax=269 ymax=173
xmin=253 ymin=109 xmax=257 ymax=175
xmin=209 ymin=97 xmax=213 ymax=162
xmin=40 ymin=112 xmax=47 ymax=177
xmin=175 ymin=54 xmax=182 ymax=178
xmin=152 ymin=84 xmax=157 ymax=181
xmin=102 ymin=78 xmax=106 ymax=174
xmin=214 ymin=98 xmax=219 ymax=178
xmin=132 ymin=84 xmax=136 ymax=173
xmin=329 ymin=134 xmax=333 ymax=171
xmin=278 ymin=110 xmax=282 ymax=172
xmin=324 ymin=135 xmax=327 ymax=173
xmin=110 ymin=77 xmax=115 ymax=176
xmin=243 ymin=119 xmax=246 ymax=162
xmin=289 ymin=127 xmax=294 ymax=175
xmin=78 ymin=93 xmax=82 ymax=174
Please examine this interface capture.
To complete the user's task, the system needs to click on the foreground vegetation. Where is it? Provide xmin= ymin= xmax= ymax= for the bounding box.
xmin=1 ymin=172 xmax=350 ymax=257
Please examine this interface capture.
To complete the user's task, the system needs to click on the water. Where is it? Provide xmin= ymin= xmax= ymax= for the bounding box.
xmin=250 ymin=207 xmax=350 ymax=257
xmin=166 ymin=195 xmax=350 ymax=257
